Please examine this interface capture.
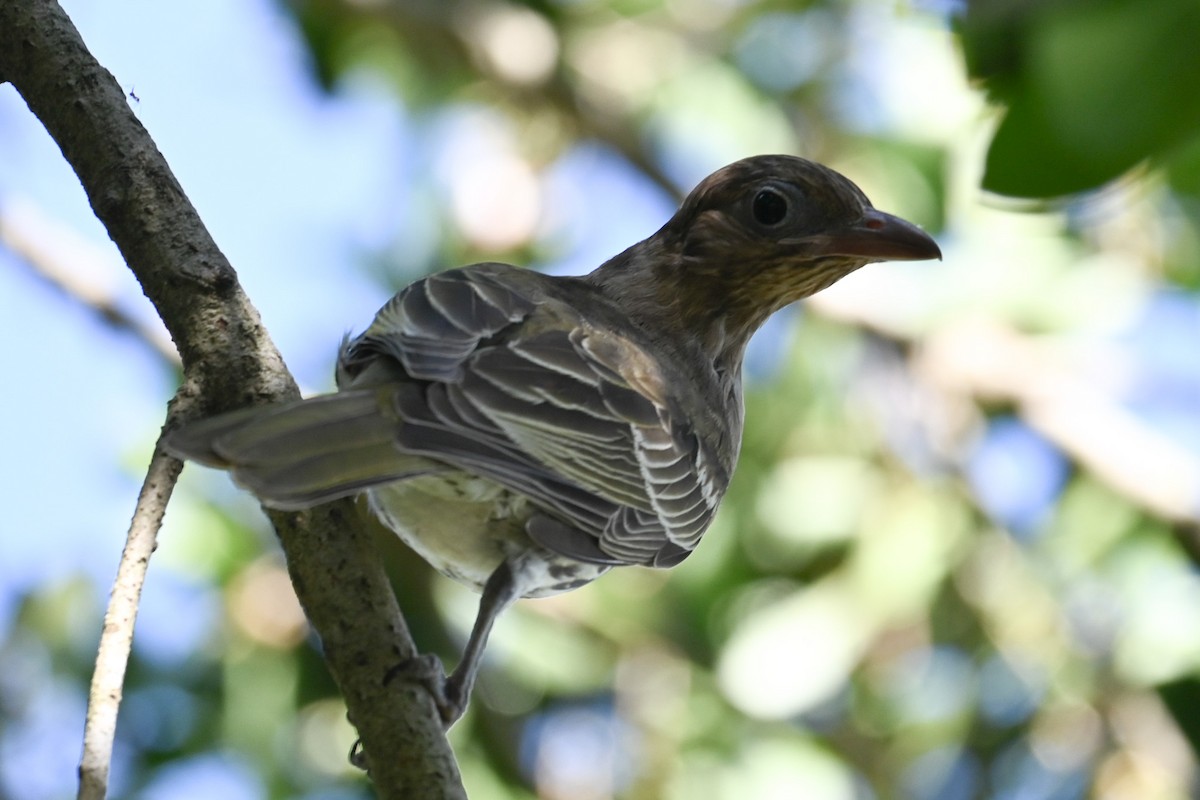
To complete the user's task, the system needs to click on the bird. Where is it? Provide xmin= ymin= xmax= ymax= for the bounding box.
xmin=165 ymin=154 xmax=941 ymax=725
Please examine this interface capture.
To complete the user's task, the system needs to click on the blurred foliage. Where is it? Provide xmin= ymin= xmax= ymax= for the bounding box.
xmin=959 ymin=0 xmax=1200 ymax=198
xmin=6 ymin=0 xmax=1200 ymax=798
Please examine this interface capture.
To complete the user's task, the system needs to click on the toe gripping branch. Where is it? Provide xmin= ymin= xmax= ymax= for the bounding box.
xmin=349 ymin=560 xmax=522 ymax=768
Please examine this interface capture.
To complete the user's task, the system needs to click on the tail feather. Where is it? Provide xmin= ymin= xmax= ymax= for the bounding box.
xmin=212 ymin=393 xmax=398 ymax=464
xmin=165 ymin=390 xmax=436 ymax=509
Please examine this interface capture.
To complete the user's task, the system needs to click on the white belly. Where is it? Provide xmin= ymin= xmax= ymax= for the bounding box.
xmin=366 ymin=473 xmax=609 ymax=597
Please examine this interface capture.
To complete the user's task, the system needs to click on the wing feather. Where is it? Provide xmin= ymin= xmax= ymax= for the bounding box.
xmin=340 ymin=265 xmax=730 ymax=566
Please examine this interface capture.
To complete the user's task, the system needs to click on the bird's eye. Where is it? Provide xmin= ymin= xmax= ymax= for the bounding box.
xmin=752 ymin=188 xmax=789 ymax=226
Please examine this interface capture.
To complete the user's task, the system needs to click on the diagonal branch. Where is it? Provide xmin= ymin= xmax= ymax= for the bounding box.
xmin=0 ymin=1 xmax=464 ymax=797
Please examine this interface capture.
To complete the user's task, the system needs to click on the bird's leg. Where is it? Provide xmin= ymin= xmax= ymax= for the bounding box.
xmin=440 ymin=558 xmax=520 ymax=724
xmin=377 ymin=558 xmax=520 ymax=730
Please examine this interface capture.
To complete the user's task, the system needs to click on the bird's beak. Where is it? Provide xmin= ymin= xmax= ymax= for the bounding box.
xmin=809 ymin=209 xmax=942 ymax=262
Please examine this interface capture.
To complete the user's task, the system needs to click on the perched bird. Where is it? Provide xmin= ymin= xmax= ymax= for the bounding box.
xmin=166 ymin=155 xmax=940 ymax=724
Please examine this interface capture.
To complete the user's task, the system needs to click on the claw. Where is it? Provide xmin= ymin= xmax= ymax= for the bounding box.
xmin=348 ymin=738 xmax=368 ymax=771
xmin=383 ymin=653 xmax=467 ymax=727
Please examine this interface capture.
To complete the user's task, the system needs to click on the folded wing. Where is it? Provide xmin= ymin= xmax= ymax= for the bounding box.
xmin=343 ymin=266 xmax=728 ymax=567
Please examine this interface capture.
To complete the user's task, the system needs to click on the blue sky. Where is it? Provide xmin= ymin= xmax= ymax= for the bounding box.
xmin=0 ymin=0 xmax=390 ymax=610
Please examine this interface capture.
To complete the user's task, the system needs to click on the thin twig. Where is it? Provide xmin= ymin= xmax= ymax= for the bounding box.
xmin=0 ymin=198 xmax=180 ymax=367
xmin=78 ymin=422 xmax=186 ymax=800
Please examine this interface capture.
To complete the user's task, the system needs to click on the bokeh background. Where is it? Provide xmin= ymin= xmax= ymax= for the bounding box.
xmin=3 ymin=0 xmax=1200 ymax=798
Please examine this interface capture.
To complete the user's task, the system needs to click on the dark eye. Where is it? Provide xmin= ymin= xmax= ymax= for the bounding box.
xmin=752 ymin=188 xmax=789 ymax=226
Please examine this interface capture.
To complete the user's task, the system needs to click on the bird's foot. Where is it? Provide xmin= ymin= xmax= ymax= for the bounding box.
xmin=383 ymin=653 xmax=468 ymax=728
xmin=347 ymin=654 xmax=467 ymax=770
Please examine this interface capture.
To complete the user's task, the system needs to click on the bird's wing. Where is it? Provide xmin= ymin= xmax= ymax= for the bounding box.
xmin=338 ymin=263 xmax=540 ymax=384
xmin=342 ymin=266 xmax=729 ymax=567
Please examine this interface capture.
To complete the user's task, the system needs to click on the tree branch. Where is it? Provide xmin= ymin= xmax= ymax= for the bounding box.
xmin=0 ymin=1 xmax=464 ymax=796
xmin=79 ymin=430 xmax=185 ymax=800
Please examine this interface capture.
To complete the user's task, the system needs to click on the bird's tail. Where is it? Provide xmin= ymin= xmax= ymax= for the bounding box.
xmin=165 ymin=390 xmax=434 ymax=509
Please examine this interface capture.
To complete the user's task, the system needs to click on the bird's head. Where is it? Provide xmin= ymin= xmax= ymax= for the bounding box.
xmin=593 ymin=155 xmax=941 ymax=368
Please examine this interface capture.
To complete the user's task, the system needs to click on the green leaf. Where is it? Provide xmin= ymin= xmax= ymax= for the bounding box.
xmin=973 ymin=0 xmax=1200 ymax=197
